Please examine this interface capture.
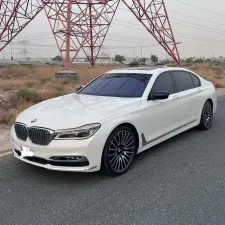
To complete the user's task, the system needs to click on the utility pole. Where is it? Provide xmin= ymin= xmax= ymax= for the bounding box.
xmin=65 ymin=0 xmax=71 ymax=70
xmin=18 ymin=40 xmax=29 ymax=59
xmin=10 ymin=42 xmax=13 ymax=60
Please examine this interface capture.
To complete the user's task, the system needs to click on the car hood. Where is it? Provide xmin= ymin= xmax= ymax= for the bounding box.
xmin=16 ymin=93 xmax=141 ymax=130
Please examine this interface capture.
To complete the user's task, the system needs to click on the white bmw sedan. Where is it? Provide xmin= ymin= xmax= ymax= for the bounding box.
xmin=11 ymin=67 xmax=217 ymax=176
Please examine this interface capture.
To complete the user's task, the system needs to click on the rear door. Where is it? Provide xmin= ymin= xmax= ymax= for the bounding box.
xmin=171 ymin=71 xmax=202 ymax=127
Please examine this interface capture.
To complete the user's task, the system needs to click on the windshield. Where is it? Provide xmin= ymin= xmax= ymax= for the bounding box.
xmin=78 ymin=73 xmax=152 ymax=98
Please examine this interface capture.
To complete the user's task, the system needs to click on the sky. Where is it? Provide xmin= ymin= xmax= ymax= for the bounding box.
xmin=1 ymin=0 xmax=225 ymax=61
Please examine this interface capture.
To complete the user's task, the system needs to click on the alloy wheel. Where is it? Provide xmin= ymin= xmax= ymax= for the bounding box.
xmin=108 ymin=130 xmax=135 ymax=174
xmin=202 ymin=101 xmax=213 ymax=129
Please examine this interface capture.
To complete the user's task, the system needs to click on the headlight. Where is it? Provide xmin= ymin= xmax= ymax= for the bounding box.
xmin=54 ymin=123 xmax=101 ymax=140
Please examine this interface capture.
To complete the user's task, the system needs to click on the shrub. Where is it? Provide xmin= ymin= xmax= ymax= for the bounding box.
xmin=40 ymin=77 xmax=52 ymax=84
xmin=18 ymin=87 xmax=40 ymax=102
xmin=194 ymin=58 xmax=204 ymax=63
xmin=128 ymin=61 xmax=139 ymax=67
xmin=61 ymin=79 xmax=70 ymax=85
xmin=56 ymin=91 xmax=66 ymax=97
xmin=0 ymin=66 xmax=32 ymax=79
xmin=115 ymin=55 xmax=125 ymax=63
xmin=27 ymin=81 xmax=37 ymax=88
xmin=51 ymin=84 xmax=64 ymax=92
xmin=151 ymin=55 xmax=158 ymax=64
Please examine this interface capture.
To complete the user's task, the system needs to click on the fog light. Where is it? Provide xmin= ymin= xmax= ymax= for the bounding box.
xmin=50 ymin=156 xmax=83 ymax=161
xmin=65 ymin=156 xmax=82 ymax=160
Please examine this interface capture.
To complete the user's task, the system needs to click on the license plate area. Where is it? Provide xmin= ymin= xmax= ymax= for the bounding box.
xmin=20 ymin=146 xmax=34 ymax=157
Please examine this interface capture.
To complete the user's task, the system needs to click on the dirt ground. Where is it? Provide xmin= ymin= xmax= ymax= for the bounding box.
xmin=0 ymin=125 xmax=10 ymax=147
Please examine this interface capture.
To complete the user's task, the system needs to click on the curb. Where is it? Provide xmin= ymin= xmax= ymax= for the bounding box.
xmin=217 ymin=92 xmax=225 ymax=96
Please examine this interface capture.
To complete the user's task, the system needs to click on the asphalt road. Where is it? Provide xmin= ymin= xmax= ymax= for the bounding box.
xmin=1 ymin=95 xmax=225 ymax=225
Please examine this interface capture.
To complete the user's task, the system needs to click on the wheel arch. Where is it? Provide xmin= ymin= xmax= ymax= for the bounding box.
xmin=102 ymin=122 xmax=140 ymax=156
xmin=206 ymin=98 xmax=213 ymax=107
xmin=116 ymin=123 xmax=140 ymax=152
xmin=198 ymin=98 xmax=213 ymax=120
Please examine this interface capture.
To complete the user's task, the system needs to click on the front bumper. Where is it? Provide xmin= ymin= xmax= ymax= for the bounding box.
xmin=12 ymin=149 xmax=97 ymax=172
xmin=11 ymin=127 xmax=107 ymax=172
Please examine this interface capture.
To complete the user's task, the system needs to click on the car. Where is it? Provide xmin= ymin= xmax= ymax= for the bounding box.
xmin=11 ymin=67 xmax=217 ymax=176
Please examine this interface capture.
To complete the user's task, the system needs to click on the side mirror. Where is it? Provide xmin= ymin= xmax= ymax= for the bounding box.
xmin=149 ymin=91 xmax=169 ymax=100
xmin=76 ymin=86 xmax=84 ymax=92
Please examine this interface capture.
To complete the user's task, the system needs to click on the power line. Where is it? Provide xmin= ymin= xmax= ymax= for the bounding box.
xmin=117 ymin=5 xmax=225 ymax=34
xmin=115 ymin=15 xmax=225 ymax=36
xmin=167 ymin=9 xmax=225 ymax=26
xmin=113 ymin=21 xmax=225 ymax=42
xmin=173 ymin=21 xmax=225 ymax=37
xmin=13 ymin=15 xmax=225 ymax=45
xmin=118 ymin=5 xmax=225 ymax=28
xmin=10 ymin=24 xmax=225 ymax=48
xmin=172 ymin=18 xmax=225 ymax=34
xmin=9 ymin=21 xmax=225 ymax=47
xmin=114 ymin=19 xmax=225 ymax=42
xmin=5 ymin=13 xmax=225 ymax=53
xmin=174 ymin=0 xmax=225 ymax=18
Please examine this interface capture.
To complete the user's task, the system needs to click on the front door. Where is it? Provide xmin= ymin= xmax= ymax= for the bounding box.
xmin=139 ymin=72 xmax=180 ymax=147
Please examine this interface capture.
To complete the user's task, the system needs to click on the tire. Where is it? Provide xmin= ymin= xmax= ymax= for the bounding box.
xmin=198 ymin=100 xmax=213 ymax=130
xmin=101 ymin=126 xmax=138 ymax=176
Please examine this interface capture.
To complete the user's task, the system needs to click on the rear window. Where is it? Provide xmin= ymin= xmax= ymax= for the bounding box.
xmin=79 ymin=73 xmax=152 ymax=98
xmin=172 ymin=71 xmax=195 ymax=92
xmin=190 ymin=73 xmax=201 ymax=87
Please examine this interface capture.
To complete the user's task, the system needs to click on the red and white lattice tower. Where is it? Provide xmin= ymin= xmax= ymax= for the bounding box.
xmin=0 ymin=0 xmax=181 ymax=69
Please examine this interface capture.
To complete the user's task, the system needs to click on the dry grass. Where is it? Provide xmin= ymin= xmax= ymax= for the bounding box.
xmin=0 ymin=64 xmax=122 ymax=125
xmin=188 ymin=63 xmax=225 ymax=87
xmin=0 ymin=63 xmax=225 ymax=126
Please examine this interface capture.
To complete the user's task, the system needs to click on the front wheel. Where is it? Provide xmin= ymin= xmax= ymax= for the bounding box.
xmin=198 ymin=100 xmax=213 ymax=130
xmin=101 ymin=126 xmax=138 ymax=176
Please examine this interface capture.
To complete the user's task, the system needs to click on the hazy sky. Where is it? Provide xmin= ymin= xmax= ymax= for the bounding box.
xmin=1 ymin=0 xmax=225 ymax=61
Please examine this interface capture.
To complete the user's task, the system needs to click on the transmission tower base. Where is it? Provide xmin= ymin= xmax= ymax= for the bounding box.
xmin=55 ymin=70 xmax=78 ymax=80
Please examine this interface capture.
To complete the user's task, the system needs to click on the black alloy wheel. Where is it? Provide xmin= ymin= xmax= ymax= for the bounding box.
xmin=199 ymin=100 xmax=213 ymax=130
xmin=102 ymin=126 xmax=137 ymax=176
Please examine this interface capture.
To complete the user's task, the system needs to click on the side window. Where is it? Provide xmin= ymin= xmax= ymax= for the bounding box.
xmin=190 ymin=73 xmax=201 ymax=87
xmin=172 ymin=71 xmax=195 ymax=92
xmin=151 ymin=72 xmax=175 ymax=95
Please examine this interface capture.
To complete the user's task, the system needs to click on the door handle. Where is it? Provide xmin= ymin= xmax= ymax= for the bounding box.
xmin=173 ymin=95 xmax=179 ymax=99
xmin=197 ymin=88 xmax=202 ymax=92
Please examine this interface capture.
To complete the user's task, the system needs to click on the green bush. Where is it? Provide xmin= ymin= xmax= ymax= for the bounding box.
xmin=128 ymin=61 xmax=139 ymax=67
xmin=56 ymin=91 xmax=66 ymax=97
xmin=18 ymin=87 xmax=40 ymax=102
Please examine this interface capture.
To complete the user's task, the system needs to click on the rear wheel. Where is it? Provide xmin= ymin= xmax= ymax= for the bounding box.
xmin=198 ymin=100 xmax=213 ymax=130
xmin=101 ymin=126 xmax=137 ymax=176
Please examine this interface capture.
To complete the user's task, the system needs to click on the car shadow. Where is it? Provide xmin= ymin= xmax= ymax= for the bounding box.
xmin=15 ymin=159 xmax=107 ymax=183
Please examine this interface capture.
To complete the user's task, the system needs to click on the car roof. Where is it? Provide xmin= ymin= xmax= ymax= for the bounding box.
xmin=106 ymin=66 xmax=192 ymax=75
